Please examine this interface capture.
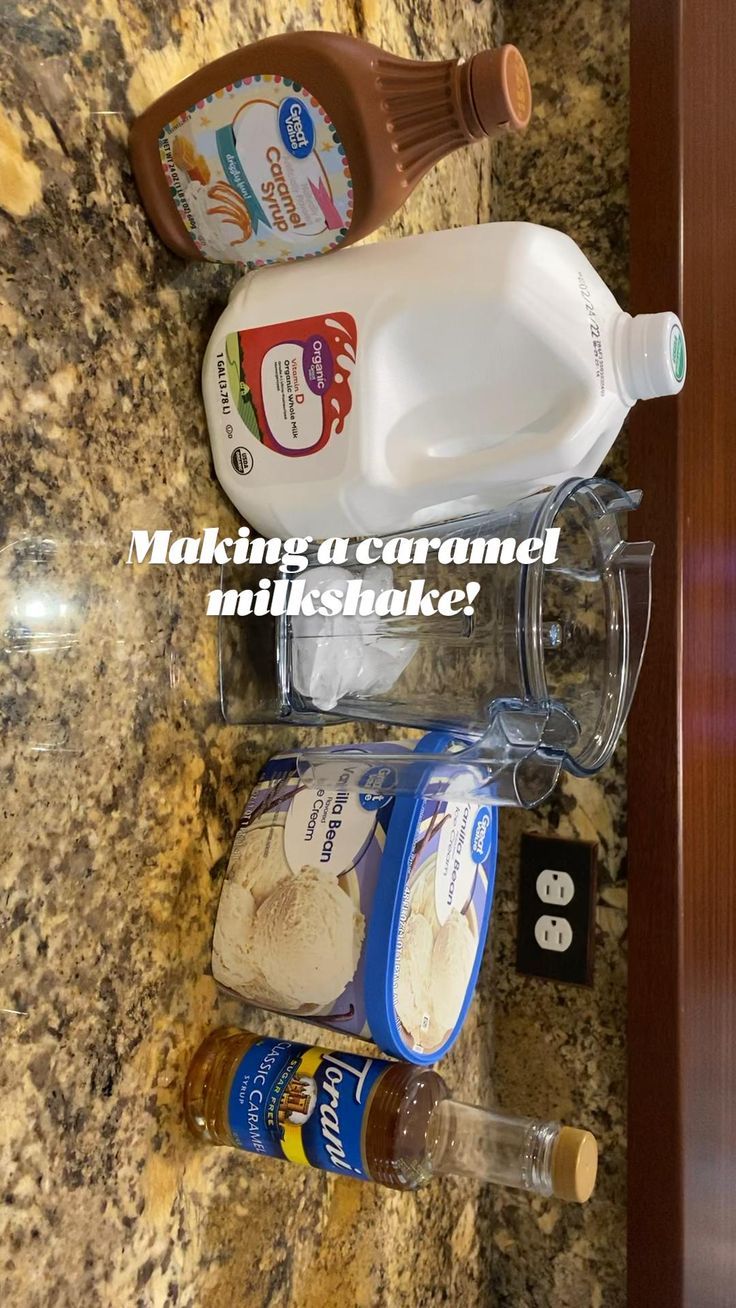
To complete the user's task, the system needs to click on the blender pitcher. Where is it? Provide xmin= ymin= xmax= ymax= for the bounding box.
xmin=219 ymin=477 xmax=653 ymax=805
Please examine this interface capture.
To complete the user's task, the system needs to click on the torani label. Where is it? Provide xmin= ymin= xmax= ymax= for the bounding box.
xmin=227 ymin=1036 xmax=385 ymax=1177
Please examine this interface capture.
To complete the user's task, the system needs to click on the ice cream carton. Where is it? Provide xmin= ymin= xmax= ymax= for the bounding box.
xmin=211 ymin=733 xmax=498 ymax=1064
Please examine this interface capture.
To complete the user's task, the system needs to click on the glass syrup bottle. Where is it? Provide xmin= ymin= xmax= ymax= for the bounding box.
xmin=184 ymin=1027 xmax=597 ymax=1202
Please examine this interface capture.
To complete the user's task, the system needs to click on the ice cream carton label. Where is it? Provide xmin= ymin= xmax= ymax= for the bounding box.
xmin=212 ymin=754 xmax=380 ymax=1033
xmin=391 ymin=796 xmax=496 ymax=1056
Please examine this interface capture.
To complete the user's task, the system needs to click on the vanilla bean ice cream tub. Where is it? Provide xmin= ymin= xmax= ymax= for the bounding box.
xmin=212 ymin=733 xmax=498 ymax=1063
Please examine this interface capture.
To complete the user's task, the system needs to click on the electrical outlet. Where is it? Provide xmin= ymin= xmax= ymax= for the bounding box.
xmin=536 ymin=868 xmax=576 ymax=906
xmin=517 ymin=834 xmax=597 ymax=985
xmin=534 ymin=914 xmax=573 ymax=952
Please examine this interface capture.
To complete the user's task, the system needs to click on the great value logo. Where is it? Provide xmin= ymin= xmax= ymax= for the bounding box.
xmin=358 ymin=764 xmax=397 ymax=811
xmin=303 ymin=333 xmax=334 ymax=394
xmin=278 ymin=98 xmax=315 ymax=158
xmin=471 ymin=806 xmax=494 ymax=864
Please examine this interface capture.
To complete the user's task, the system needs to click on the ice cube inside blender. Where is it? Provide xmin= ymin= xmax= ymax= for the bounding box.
xmin=291 ymin=565 xmax=417 ymax=711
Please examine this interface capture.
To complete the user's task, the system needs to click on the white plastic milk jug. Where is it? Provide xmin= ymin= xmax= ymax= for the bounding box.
xmin=202 ymin=222 xmax=686 ymax=537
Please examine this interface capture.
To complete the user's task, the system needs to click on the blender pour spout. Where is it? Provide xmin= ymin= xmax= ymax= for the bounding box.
xmin=294 ymin=700 xmax=575 ymax=808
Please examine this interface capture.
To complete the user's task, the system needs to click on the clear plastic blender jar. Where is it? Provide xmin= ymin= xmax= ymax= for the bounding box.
xmin=219 ymin=478 xmax=653 ymax=806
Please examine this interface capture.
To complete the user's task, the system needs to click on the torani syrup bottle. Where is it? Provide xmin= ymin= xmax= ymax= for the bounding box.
xmin=184 ymin=1028 xmax=598 ymax=1201
xmin=129 ymin=31 xmax=531 ymax=267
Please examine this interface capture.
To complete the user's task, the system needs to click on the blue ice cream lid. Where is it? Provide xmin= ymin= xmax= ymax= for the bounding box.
xmin=364 ymin=732 xmax=499 ymax=1064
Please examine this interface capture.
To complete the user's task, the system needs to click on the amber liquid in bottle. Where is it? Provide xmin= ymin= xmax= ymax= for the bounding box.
xmin=184 ymin=1027 xmax=598 ymax=1201
xmin=184 ymin=1026 xmax=446 ymax=1190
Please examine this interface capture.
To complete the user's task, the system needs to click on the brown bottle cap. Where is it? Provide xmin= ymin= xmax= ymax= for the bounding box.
xmin=469 ymin=45 xmax=532 ymax=135
xmin=551 ymin=1127 xmax=598 ymax=1203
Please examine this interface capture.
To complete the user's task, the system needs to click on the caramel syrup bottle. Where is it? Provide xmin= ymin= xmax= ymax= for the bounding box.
xmin=184 ymin=1028 xmax=597 ymax=1202
xmin=129 ymin=31 xmax=531 ymax=267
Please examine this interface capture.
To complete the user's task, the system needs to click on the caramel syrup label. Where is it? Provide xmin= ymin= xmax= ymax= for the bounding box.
xmin=159 ymin=75 xmax=353 ymax=266
xmin=227 ymin=1036 xmax=385 ymax=1178
xmin=216 ymin=312 xmax=357 ymax=462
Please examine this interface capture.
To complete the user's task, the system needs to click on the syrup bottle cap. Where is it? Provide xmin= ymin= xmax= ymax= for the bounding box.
xmin=551 ymin=1127 xmax=599 ymax=1203
xmin=469 ymin=44 xmax=532 ymax=135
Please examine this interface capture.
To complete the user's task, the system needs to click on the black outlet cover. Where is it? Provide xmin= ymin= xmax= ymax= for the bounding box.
xmin=516 ymin=833 xmax=597 ymax=986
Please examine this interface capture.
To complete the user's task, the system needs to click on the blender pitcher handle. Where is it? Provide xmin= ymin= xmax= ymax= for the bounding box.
xmin=293 ymin=700 xmax=572 ymax=808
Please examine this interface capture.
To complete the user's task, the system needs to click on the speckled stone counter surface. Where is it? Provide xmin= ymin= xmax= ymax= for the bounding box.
xmin=1 ymin=2 xmax=628 ymax=1306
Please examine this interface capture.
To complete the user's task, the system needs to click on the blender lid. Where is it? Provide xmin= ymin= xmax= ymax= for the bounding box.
xmin=520 ymin=477 xmax=654 ymax=776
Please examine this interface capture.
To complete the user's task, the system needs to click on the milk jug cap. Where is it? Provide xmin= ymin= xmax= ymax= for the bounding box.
xmin=624 ymin=311 xmax=687 ymax=400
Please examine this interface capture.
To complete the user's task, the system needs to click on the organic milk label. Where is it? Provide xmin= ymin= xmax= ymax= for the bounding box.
xmin=159 ymin=75 xmax=353 ymax=265
xmin=215 ymin=313 xmax=357 ymax=466
xmin=227 ymin=1037 xmax=384 ymax=1178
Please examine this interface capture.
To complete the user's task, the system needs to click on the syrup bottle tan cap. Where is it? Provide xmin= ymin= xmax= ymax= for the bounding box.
xmin=551 ymin=1127 xmax=599 ymax=1203
xmin=469 ymin=44 xmax=532 ymax=134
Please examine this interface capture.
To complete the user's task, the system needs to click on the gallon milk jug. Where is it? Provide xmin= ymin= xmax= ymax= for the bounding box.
xmin=202 ymin=222 xmax=686 ymax=537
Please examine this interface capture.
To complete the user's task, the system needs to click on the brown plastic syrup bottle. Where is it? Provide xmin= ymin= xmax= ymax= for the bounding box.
xmin=129 ymin=31 xmax=531 ymax=268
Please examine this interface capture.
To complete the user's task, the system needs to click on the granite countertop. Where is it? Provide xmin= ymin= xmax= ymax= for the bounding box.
xmin=1 ymin=2 xmax=628 ymax=1305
